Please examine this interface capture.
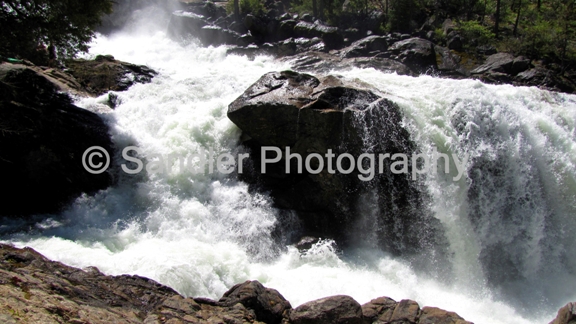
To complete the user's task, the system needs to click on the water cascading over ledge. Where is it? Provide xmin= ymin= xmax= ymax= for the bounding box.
xmin=226 ymin=70 xmax=450 ymax=271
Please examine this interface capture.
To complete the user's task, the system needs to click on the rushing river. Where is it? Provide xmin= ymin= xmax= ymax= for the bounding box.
xmin=2 ymin=19 xmax=576 ymax=324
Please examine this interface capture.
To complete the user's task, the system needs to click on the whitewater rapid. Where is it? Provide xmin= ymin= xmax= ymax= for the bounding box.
xmin=3 ymin=29 xmax=576 ymax=324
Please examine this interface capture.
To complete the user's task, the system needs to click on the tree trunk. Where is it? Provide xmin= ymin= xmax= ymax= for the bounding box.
xmin=313 ymin=0 xmax=318 ymax=18
xmin=234 ymin=0 xmax=240 ymax=21
xmin=513 ymin=0 xmax=522 ymax=36
xmin=495 ymin=0 xmax=501 ymax=38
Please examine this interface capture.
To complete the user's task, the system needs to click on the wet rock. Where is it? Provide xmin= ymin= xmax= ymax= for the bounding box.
xmin=290 ymin=295 xmax=363 ymax=324
xmin=279 ymin=19 xmax=298 ymax=39
xmin=390 ymin=299 xmax=420 ymax=323
xmin=447 ymin=34 xmax=463 ymax=51
xmin=295 ymin=37 xmax=326 ymax=53
xmin=435 ymin=45 xmax=466 ymax=77
xmin=228 ymin=71 xmax=447 ymax=258
xmin=339 ymin=36 xmax=389 ymax=58
xmin=515 ymin=67 xmax=576 ymax=92
xmin=470 ymin=52 xmax=515 ymax=75
xmin=388 ymin=37 xmax=438 ymax=73
xmin=185 ymin=1 xmax=227 ymax=20
xmin=300 ymin=13 xmax=314 ymax=23
xmin=245 ymin=14 xmax=272 ymax=42
xmin=476 ymin=44 xmax=497 ymax=55
xmin=167 ymin=11 xmax=210 ymax=40
xmin=549 ymin=302 xmax=576 ymax=324
xmin=294 ymin=21 xmax=344 ymax=50
xmin=218 ymin=280 xmax=291 ymax=324
xmin=284 ymin=51 xmax=414 ymax=76
xmin=419 ymin=306 xmax=473 ymax=324
xmin=511 ymin=56 xmax=531 ymax=75
xmin=0 ymin=63 xmax=115 ymax=217
xmin=65 ymin=54 xmax=157 ymax=96
xmin=295 ymin=236 xmax=320 ymax=251
xmin=361 ymin=296 xmax=397 ymax=323
xmin=199 ymin=25 xmax=242 ymax=46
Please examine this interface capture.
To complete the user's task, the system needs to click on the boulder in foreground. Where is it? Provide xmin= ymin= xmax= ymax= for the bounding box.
xmin=0 ymin=63 xmax=115 ymax=217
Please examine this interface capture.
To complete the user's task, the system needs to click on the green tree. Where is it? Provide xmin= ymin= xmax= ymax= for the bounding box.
xmin=0 ymin=0 xmax=113 ymax=63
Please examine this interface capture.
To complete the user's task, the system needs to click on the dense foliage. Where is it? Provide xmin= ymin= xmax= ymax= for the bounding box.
xmin=0 ymin=0 xmax=113 ymax=63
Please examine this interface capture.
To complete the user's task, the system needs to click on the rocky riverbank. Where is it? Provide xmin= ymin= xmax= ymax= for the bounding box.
xmin=166 ymin=2 xmax=576 ymax=94
xmin=0 ymin=243 xmax=471 ymax=323
xmin=1 ymin=243 xmax=574 ymax=324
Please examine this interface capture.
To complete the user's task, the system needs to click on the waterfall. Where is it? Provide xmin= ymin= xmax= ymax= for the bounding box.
xmin=1 ymin=25 xmax=575 ymax=324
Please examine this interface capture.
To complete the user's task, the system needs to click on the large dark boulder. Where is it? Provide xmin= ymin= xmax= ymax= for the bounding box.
xmin=434 ymin=45 xmax=467 ymax=77
xmin=388 ymin=37 xmax=438 ymax=73
xmin=218 ymin=280 xmax=291 ymax=324
xmin=514 ymin=67 xmax=576 ymax=93
xmin=0 ymin=63 xmax=115 ymax=217
xmin=470 ymin=52 xmax=515 ymax=75
xmin=228 ymin=71 xmax=447 ymax=260
xmin=289 ymin=295 xmax=363 ymax=324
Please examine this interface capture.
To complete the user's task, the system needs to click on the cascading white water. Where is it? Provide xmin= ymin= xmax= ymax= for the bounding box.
xmin=2 ymin=23 xmax=575 ymax=324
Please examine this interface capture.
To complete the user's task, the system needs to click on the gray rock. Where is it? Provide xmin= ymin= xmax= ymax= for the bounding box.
xmin=447 ymin=34 xmax=463 ymax=51
xmin=294 ymin=21 xmax=343 ymax=49
xmin=340 ymin=35 xmax=389 ymax=58
xmin=470 ymin=52 xmax=515 ymax=74
xmin=511 ymin=56 xmax=531 ymax=75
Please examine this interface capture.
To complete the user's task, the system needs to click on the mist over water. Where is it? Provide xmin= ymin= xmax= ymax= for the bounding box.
xmin=2 ymin=16 xmax=576 ymax=324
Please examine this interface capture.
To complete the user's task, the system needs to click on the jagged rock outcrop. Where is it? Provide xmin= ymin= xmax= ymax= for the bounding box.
xmin=0 ymin=63 xmax=115 ymax=217
xmin=549 ymin=302 xmax=576 ymax=324
xmin=65 ymin=55 xmax=157 ymax=96
xmin=0 ymin=244 xmax=476 ymax=324
xmin=227 ymin=70 xmax=447 ymax=261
